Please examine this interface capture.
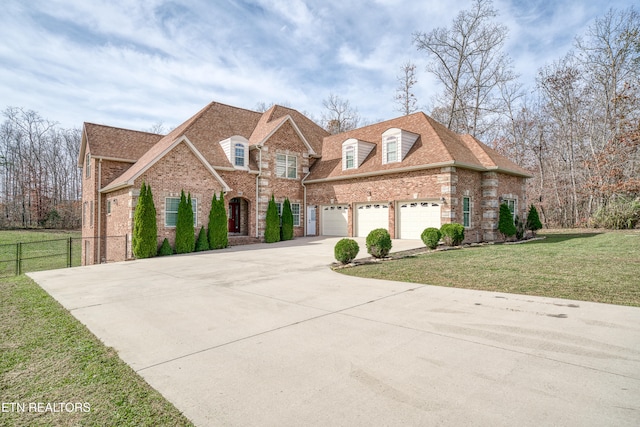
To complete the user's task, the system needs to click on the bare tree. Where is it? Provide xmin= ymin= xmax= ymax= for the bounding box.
xmin=321 ymin=93 xmax=361 ymax=134
xmin=413 ymin=0 xmax=517 ymax=138
xmin=0 ymin=107 xmax=81 ymax=228
xmin=145 ymin=121 xmax=168 ymax=134
xmin=394 ymin=62 xmax=419 ymax=115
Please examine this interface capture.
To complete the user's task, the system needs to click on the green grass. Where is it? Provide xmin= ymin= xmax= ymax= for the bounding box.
xmin=0 ymin=275 xmax=193 ymax=427
xmin=338 ymin=231 xmax=640 ymax=307
xmin=0 ymin=230 xmax=82 ymax=277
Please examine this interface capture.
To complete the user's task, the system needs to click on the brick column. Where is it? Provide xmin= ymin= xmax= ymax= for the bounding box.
xmin=481 ymin=171 xmax=499 ymax=241
xmin=438 ymin=166 xmax=458 ymax=223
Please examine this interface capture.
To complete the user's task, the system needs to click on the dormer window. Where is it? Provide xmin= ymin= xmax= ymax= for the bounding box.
xmin=382 ymin=128 xmax=419 ymax=165
xmin=234 ymin=143 xmax=245 ymax=167
xmin=385 ymin=136 xmax=398 ymax=163
xmin=219 ymin=136 xmax=249 ymax=169
xmin=342 ymin=138 xmax=375 ymax=170
xmin=345 ymin=146 xmax=355 ymax=169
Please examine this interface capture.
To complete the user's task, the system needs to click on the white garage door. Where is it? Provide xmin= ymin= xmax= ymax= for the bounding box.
xmin=321 ymin=205 xmax=348 ymax=236
xmin=355 ymin=203 xmax=389 ymax=237
xmin=398 ymin=201 xmax=441 ymax=239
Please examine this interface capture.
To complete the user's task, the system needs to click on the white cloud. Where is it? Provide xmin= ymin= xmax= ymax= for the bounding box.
xmin=0 ymin=0 xmax=630 ymax=130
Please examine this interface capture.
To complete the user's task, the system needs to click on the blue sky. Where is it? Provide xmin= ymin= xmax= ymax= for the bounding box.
xmin=0 ymin=0 xmax=634 ymax=131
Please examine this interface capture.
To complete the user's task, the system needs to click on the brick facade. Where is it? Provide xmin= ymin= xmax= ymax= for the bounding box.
xmin=80 ymin=102 xmax=531 ymax=264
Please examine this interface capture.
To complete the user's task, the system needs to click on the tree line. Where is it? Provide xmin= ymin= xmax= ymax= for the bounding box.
xmin=0 ymin=107 xmax=81 ymax=229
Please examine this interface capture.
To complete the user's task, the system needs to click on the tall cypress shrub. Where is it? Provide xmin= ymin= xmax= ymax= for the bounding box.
xmin=498 ymin=203 xmax=517 ymax=239
xmin=208 ymin=192 xmax=228 ymax=249
xmin=264 ymin=195 xmax=280 ymax=243
xmin=132 ymin=182 xmax=157 ymax=258
xmin=281 ymin=198 xmax=294 ymax=240
xmin=526 ymin=204 xmax=542 ymax=236
xmin=175 ymin=190 xmax=195 ymax=254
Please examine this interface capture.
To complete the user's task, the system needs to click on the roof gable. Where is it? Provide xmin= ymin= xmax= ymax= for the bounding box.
xmin=79 ymin=123 xmax=164 ymax=166
xmin=101 ymin=135 xmax=230 ymax=193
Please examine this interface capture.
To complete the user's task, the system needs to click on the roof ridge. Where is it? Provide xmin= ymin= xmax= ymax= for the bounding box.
xmin=83 ymin=122 xmax=165 ymax=137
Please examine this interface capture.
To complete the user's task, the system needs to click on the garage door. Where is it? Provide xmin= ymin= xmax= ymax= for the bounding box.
xmin=355 ymin=203 xmax=389 ymax=237
xmin=398 ymin=201 xmax=441 ymax=239
xmin=321 ymin=205 xmax=348 ymax=236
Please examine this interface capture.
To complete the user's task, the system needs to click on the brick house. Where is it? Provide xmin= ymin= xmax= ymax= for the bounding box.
xmin=79 ymin=101 xmax=531 ymax=264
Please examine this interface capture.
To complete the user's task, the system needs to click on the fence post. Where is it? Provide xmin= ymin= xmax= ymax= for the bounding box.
xmin=68 ymin=237 xmax=72 ymax=268
xmin=16 ymin=242 xmax=22 ymax=275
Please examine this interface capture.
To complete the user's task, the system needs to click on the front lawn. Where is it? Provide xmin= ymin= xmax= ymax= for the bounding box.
xmin=338 ymin=231 xmax=640 ymax=307
xmin=0 ymin=275 xmax=193 ymax=427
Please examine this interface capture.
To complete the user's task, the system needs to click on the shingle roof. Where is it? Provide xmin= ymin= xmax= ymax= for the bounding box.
xmin=79 ymin=123 xmax=164 ymax=166
xmin=305 ymin=112 xmax=532 ymax=181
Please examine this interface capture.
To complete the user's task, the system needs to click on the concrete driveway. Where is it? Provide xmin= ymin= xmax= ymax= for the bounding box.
xmin=29 ymin=237 xmax=640 ymax=426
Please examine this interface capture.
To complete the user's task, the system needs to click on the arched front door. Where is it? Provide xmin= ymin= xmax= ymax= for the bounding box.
xmin=228 ymin=198 xmax=241 ymax=233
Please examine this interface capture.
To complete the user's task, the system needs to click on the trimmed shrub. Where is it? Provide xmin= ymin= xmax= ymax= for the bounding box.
xmin=440 ymin=223 xmax=464 ymax=246
xmin=366 ymin=228 xmax=392 ymax=258
xmin=158 ymin=238 xmax=173 ymax=256
xmin=526 ymin=204 xmax=543 ymax=235
xmin=195 ymin=226 xmax=209 ymax=251
xmin=132 ymin=182 xmax=158 ymax=259
xmin=175 ymin=190 xmax=195 ymax=254
xmin=334 ymin=238 xmax=360 ymax=264
xmin=421 ymin=227 xmax=441 ymax=249
xmin=498 ymin=203 xmax=516 ymax=239
xmin=264 ymin=195 xmax=280 ymax=243
xmin=208 ymin=192 xmax=228 ymax=249
xmin=281 ymin=198 xmax=294 ymax=241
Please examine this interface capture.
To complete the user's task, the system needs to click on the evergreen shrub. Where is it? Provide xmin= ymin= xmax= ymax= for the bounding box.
xmin=421 ymin=227 xmax=442 ymax=249
xmin=366 ymin=228 xmax=392 ymax=258
xmin=208 ymin=192 xmax=228 ymax=249
xmin=175 ymin=190 xmax=195 ymax=254
xmin=132 ymin=182 xmax=158 ymax=259
xmin=334 ymin=238 xmax=360 ymax=264
xmin=281 ymin=198 xmax=294 ymax=241
xmin=195 ymin=226 xmax=209 ymax=251
xmin=526 ymin=204 xmax=543 ymax=235
xmin=264 ymin=195 xmax=280 ymax=243
xmin=498 ymin=203 xmax=516 ymax=239
xmin=440 ymin=223 xmax=464 ymax=246
xmin=158 ymin=238 xmax=173 ymax=256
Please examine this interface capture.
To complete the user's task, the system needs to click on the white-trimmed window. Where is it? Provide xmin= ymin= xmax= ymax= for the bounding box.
xmin=165 ymin=197 xmax=197 ymax=227
xmin=291 ymin=203 xmax=300 ymax=226
xmin=462 ymin=196 xmax=471 ymax=227
xmin=384 ymin=136 xmax=398 ymax=163
xmin=276 ymin=154 xmax=297 ymax=179
xmin=276 ymin=201 xmax=301 ymax=226
xmin=345 ymin=146 xmax=355 ymax=169
xmin=85 ymin=153 xmax=91 ymax=178
xmin=234 ymin=143 xmax=245 ymax=167
xmin=107 ymin=200 xmax=112 ymax=215
xmin=90 ymin=201 xmax=94 ymax=227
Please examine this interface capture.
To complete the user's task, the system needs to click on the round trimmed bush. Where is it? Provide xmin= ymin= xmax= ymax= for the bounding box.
xmin=421 ymin=227 xmax=441 ymax=249
xmin=366 ymin=228 xmax=392 ymax=258
xmin=440 ymin=223 xmax=465 ymax=246
xmin=334 ymin=238 xmax=360 ymax=264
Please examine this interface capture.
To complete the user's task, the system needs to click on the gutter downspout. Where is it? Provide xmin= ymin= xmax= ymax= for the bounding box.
xmin=301 ymin=169 xmax=311 ymax=236
xmin=255 ymin=145 xmax=263 ymax=238
xmin=97 ymin=158 xmax=102 ymax=263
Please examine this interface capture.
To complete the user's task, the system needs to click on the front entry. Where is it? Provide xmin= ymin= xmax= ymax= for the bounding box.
xmin=306 ymin=206 xmax=316 ymax=236
xmin=228 ymin=198 xmax=241 ymax=233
